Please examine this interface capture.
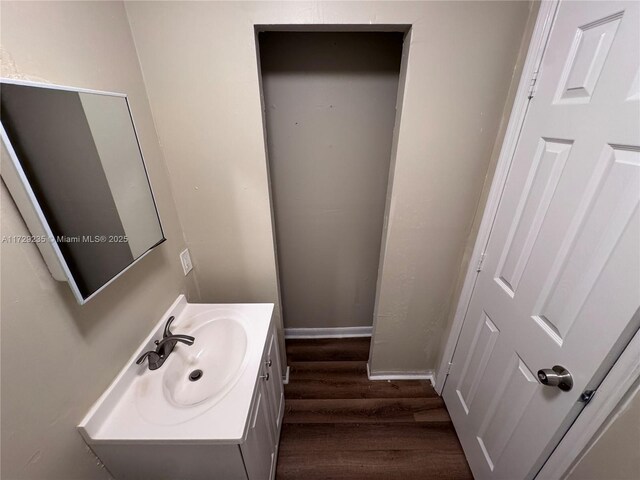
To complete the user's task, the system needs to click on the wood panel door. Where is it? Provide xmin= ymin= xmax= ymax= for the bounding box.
xmin=443 ymin=1 xmax=640 ymax=479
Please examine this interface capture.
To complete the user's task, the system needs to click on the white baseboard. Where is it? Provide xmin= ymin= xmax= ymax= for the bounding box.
xmin=367 ymin=363 xmax=435 ymax=386
xmin=284 ymin=326 xmax=372 ymax=339
xmin=282 ymin=365 xmax=290 ymax=385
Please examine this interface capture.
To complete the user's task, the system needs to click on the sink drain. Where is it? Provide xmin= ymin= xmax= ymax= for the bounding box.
xmin=188 ymin=369 xmax=204 ymax=382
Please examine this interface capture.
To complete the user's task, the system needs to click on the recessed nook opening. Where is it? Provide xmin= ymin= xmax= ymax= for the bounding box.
xmin=255 ymin=27 xmax=410 ymax=332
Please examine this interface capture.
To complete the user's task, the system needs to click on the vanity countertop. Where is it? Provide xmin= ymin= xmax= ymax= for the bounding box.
xmin=78 ymin=295 xmax=274 ymax=444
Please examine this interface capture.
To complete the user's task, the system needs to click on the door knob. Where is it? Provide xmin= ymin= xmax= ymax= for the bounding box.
xmin=537 ymin=365 xmax=573 ymax=391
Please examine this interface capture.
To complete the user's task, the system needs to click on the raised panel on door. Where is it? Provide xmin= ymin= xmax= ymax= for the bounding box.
xmin=554 ymin=12 xmax=623 ymax=104
xmin=494 ymin=138 xmax=572 ymax=298
xmin=454 ymin=312 xmax=500 ymax=415
xmin=476 ymin=355 xmax=538 ymax=472
xmin=443 ymin=2 xmax=640 ymax=479
xmin=532 ymin=145 xmax=640 ymax=344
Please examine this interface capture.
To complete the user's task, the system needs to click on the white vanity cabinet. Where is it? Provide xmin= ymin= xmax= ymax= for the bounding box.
xmin=78 ymin=299 xmax=285 ymax=480
xmin=242 ymin=323 xmax=284 ymax=480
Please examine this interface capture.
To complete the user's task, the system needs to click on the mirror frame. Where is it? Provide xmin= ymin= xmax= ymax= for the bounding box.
xmin=0 ymin=78 xmax=166 ymax=304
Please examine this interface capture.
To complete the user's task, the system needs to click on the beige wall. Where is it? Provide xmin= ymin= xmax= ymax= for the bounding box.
xmin=434 ymin=0 xmax=541 ymax=373
xmin=260 ymin=32 xmax=402 ymax=329
xmin=567 ymin=384 xmax=640 ymax=480
xmin=125 ymin=0 xmax=534 ymax=374
xmin=0 ymin=2 xmax=197 ymax=479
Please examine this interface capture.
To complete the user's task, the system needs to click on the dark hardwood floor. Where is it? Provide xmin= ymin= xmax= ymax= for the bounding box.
xmin=276 ymin=337 xmax=473 ymax=480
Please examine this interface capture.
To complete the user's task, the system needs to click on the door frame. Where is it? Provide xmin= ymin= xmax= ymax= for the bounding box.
xmin=434 ymin=1 xmax=640 ymax=478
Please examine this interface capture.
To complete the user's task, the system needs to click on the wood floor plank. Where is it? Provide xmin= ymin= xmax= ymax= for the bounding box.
xmin=276 ymin=449 xmax=473 ymax=480
xmin=286 ymin=361 xmax=437 ymax=399
xmin=286 ymin=338 xmax=371 ymax=362
xmin=288 ymin=360 xmax=370 ymax=378
xmin=285 ymin=375 xmax=435 ymax=399
xmin=283 ymin=397 xmax=451 ymax=424
xmin=279 ymin=422 xmax=463 ymax=453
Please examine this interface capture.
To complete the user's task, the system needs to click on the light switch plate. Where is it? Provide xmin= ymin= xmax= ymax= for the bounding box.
xmin=179 ymin=248 xmax=193 ymax=275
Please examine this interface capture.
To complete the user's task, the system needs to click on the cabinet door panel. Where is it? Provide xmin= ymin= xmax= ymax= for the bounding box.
xmin=265 ymin=327 xmax=284 ymax=436
xmin=241 ymin=379 xmax=274 ymax=480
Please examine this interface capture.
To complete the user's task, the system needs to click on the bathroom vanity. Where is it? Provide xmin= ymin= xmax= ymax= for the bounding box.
xmin=78 ymin=296 xmax=284 ymax=480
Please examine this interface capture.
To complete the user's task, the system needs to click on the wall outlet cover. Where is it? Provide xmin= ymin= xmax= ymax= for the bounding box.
xmin=179 ymin=248 xmax=193 ymax=275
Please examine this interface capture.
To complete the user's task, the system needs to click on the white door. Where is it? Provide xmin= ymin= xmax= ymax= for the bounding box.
xmin=443 ymin=1 xmax=640 ymax=479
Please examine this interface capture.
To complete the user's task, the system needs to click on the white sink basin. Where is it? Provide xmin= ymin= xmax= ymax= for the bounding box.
xmin=162 ymin=316 xmax=248 ymax=407
xmin=78 ymin=296 xmax=274 ymax=441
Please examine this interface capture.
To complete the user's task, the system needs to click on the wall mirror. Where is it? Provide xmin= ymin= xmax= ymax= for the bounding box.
xmin=0 ymin=79 xmax=165 ymax=304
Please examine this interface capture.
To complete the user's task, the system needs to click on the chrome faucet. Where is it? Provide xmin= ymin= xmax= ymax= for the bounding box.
xmin=136 ymin=316 xmax=195 ymax=370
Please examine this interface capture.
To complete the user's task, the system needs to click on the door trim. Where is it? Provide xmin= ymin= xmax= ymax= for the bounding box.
xmin=434 ymin=0 xmax=559 ymax=394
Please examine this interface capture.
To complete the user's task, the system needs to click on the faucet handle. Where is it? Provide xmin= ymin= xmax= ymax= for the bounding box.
xmin=174 ymin=334 xmax=195 ymax=345
xmin=136 ymin=350 xmax=159 ymax=366
xmin=155 ymin=334 xmax=195 ymax=349
xmin=163 ymin=316 xmax=176 ymax=338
